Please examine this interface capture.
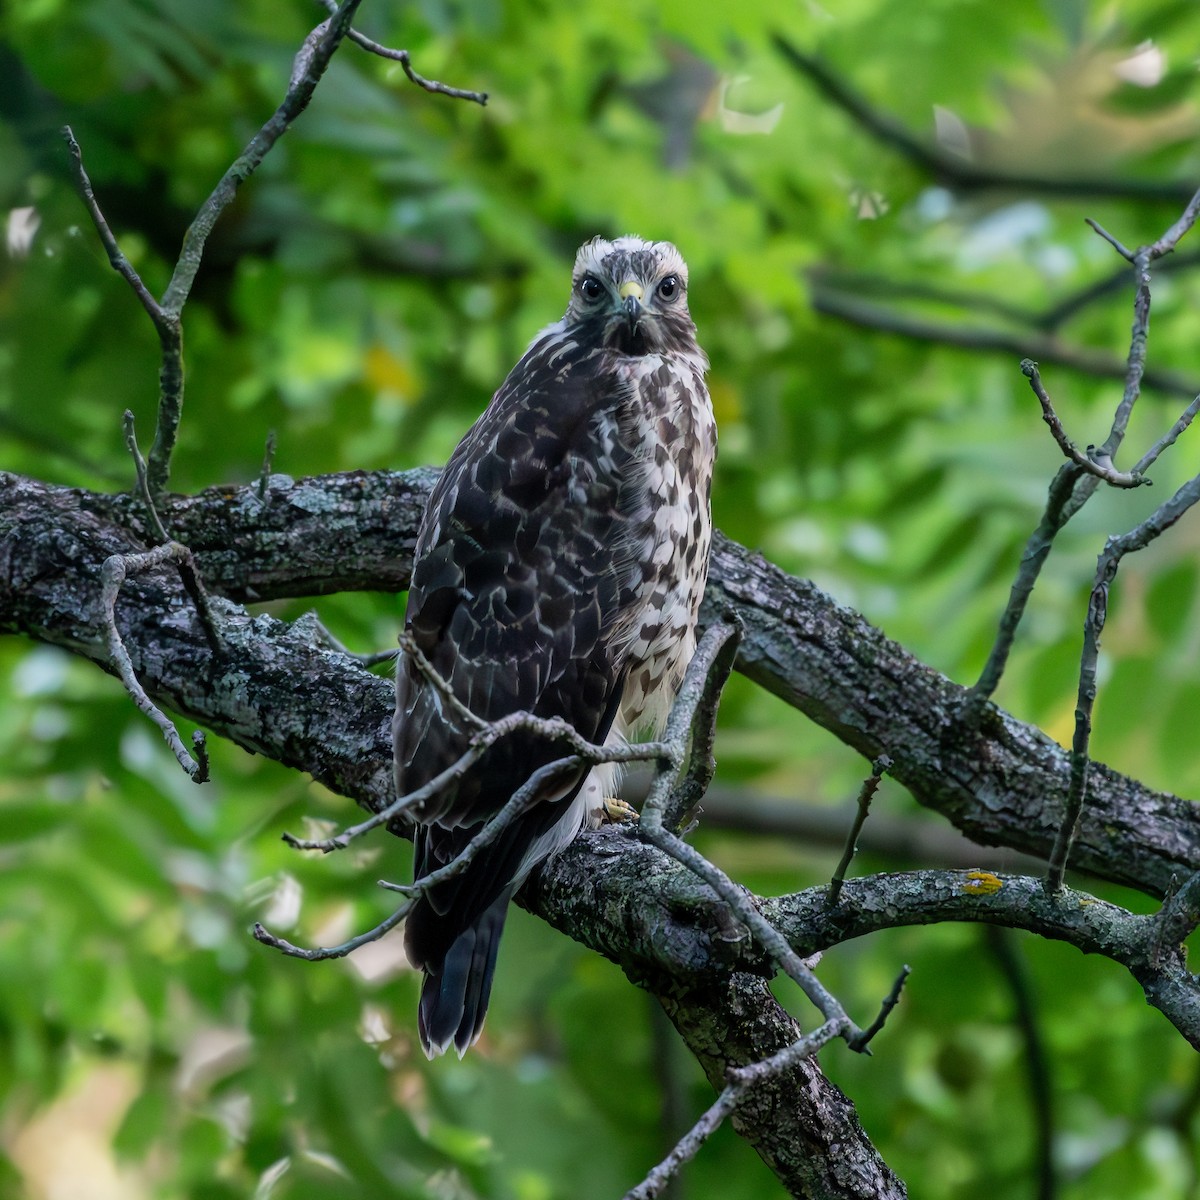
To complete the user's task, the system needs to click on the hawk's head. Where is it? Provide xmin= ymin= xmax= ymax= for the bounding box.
xmin=565 ymin=236 xmax=700 ymax=358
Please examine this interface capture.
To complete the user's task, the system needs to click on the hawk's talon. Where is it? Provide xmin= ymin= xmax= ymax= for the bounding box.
xmin=600 ymin=796 xmax=640 ymax=825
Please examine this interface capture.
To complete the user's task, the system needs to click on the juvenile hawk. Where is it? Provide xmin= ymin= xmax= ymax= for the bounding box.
xmin=395 ymin=236 xmax=716 ymax=1057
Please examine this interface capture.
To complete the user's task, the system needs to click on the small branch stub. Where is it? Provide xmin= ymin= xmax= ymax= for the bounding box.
xmin=829 ymin=754 xmax=893 ymax=906
xmin=848 ymin=964 xmax=911 ymax=1053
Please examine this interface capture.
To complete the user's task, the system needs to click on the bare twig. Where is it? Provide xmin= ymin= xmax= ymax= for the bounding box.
xmin=399 ymin=629 xmax=488 ymax=732
xmin=1092 ymin=185 xmax=1200 ymax=458
xmin=965 ymin=463 xmax=1087 ymax=718
xmin=100 ymin=543 xmax=211 ymax=782
xmin=1097 ymin=255 xmax=1151 ymax=461
xmin=829 ymin=754 xmax=892 ymax=905
xmin=970 ymin=194 xmax=1200 ymax=715
xmin=60 ymin=127 xmax=165 ymax=326
xmin=661 ymin=609 xmax=743 ymax=830
xmin=122 ymin=409 xmax=170 ymax=543
xmin=61 ymin=126 xmax=182 ymax=500
xmin=316 ymin=0 xmax=488 ymax=105
xmin=1149 ymin=186 xmax=1200 ymax=258
xmin=1020 ymin=360 xmax=1148 ymax=488
xmin=257 ymin=430 xmax=278 ymax=501
xmin=1084 ymin=218 xmax=1135 ymax=262
xmin=66 ymin=2 xmax=366 ymax=499
xmin=847 ymin=963 xmax=911 ymax=1053
xmin=290 ymin=612 xmax=398 ymax=669
xmin=122 ymin=410 xmax=222 ymax=655
xmin=159 ymin=1 xmax=363 ymax=321
xmin=1131 ymin=394 xmax=1200 ymax=476
xmin=1047 ymin=472 xmax=1200 ymax=891
xmin=285 ymin=742 xmax=488 ymax=851
xmin=642 ymin=814 xmax=860 ymax=1033
xmin=252 ymin=899 xmax=412 ymax=961
xmin=623 ymin=1017 xmax=846 ymax=1200
xmin=282 ymin=700 xmax=672 ymax=853
xmin=637 ymin=620 xmax=901 ymax=1054
xmin=375 ymin=757 xmax=581 ymax=894
xmin=150 ymin=0 xmax=365 ymax=494
xmin=1046 ymin=560 xmax=1112 ymax=893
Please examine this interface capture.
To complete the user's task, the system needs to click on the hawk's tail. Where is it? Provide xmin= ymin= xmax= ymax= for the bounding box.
xmin=411 ymin=888 xmax=513 ymax=1058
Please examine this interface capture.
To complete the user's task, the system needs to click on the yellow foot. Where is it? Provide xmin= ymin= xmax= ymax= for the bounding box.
xmin=600 ymin=796 xmax=640 ymax=825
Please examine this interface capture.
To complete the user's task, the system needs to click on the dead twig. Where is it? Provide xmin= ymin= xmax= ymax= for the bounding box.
xmin=100 ymin=543 xmax=211 ymax=783
xmin=968 ymin=190 xmax=1200 ymax=719
xmin=828 ymin=755 xmax=893 ymax=906
xmin=1020 ymin=360 xmax=1148 ymax=488
xmin=316 ymin=0 xmax=488 ymax=105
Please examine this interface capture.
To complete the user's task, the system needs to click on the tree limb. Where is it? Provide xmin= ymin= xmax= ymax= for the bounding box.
xmin=6 ymin=467 xmax=1200 ymax=1192
xmin=3 ymin=469 xmax=1197 ymax=900
xmin=773 ymin=38 xmax=1199 ymax=207
xmin=810 ymin=284 xmax=1200 ymax=399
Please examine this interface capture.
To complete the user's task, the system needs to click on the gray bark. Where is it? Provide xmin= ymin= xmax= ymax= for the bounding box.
xmin=3 ymin=466 xmax=1199 ymax=1195
xmin=9 ymin=468 xmax=1191 ymax=895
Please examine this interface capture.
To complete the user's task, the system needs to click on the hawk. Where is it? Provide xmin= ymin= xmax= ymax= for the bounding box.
xmin=394 ymin=236 xmax=716 ymax=1057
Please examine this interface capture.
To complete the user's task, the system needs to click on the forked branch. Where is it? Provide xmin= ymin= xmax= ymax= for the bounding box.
xmin=967 ymin=189 xmax=1200 ymax=719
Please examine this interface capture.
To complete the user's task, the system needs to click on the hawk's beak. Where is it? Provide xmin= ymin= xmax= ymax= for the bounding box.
xmin=619 ymin=280 xmax=643 ymax=327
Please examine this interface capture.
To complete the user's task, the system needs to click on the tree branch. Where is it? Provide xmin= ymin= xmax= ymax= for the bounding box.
xmin=810 ymin=284 xmax=1200 ymax=399
xmin=315 ymin=0 xmax=488 ymax=104
xmin=773 ymin=38 xmax=1199 ymax=206
xmin=764 ymin=870 xmax=1200 ymax=1049
xmin=4 ymin=469 xmax=1197 ymax=900
xmin=1020 ymin=359 xmax=1148 ymax=488
xmin=7 ymin=469 xmax=1200 ymax=1191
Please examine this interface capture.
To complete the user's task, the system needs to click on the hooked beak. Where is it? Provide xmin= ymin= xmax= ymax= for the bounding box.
xmin=619 ymin=279 xmax=643 ymax=328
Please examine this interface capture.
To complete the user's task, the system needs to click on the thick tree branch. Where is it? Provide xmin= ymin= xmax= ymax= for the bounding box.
xmin=6 ymin=468 xmax=1200 ymax=1192
xmin=527 ymin=831 xmax=908 ymax=1198
xmin=765 ymin=871 xmax=1200 ymax=1049
xmin=3 ymin=469 xmax=1197 ymax=900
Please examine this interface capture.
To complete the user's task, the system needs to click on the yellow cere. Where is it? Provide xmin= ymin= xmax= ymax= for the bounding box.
xmin=961 ymin=870 xmax=1003 ymax=896
xmin=619 ymin=280 xmax=644 ymax=300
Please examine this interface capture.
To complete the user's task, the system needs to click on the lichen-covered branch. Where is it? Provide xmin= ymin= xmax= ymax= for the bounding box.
xmin=765 ymin=870 xmax=1200 ymax=1049
xmin=4 ymin=469 xmax=1198 ymax=899
xmin=6 ymin=468 xmax=1200 ymax=1193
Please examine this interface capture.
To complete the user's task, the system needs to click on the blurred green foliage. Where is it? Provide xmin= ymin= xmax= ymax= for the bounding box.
xmin=2 ymin=0 xmax=1200 ymax=1196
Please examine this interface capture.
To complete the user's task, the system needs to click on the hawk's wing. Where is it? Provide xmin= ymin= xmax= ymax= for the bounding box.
xmin=395 ymin=332 xmax=651 ymax=991
xmin=395 ymin=332 xmax=651 ymax=810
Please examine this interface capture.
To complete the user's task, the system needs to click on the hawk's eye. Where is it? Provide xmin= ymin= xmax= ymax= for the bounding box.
xmin=657 ymin=275 xmax=680 ymax=301
xmin=579 ymin=276 xmax=605 ymax=303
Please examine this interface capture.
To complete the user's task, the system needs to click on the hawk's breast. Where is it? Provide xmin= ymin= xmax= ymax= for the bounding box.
xmin=609 ymin=353 xmax=716 ymax=738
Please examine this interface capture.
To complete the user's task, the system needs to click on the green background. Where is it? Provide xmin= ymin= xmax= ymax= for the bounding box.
xmin=2 ymin=0 xmax=1199 ymax=1196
